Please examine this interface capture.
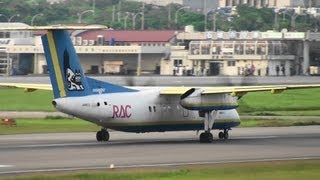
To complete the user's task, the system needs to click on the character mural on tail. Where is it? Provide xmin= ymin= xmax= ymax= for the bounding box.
xmin=63 ymin=50 xmax=84 ymax=91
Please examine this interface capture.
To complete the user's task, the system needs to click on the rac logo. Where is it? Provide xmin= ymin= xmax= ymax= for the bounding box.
xmin=112 ymin=105 xmax=132 ymax=118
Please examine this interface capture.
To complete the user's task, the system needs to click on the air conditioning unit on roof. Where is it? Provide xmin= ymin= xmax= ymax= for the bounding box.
xmin=76 ymin=36 xmax=82 ymax=46
xmin=82 ymin=40 xmax=88 ymax=46
xmin=88 ymin=40 xmax=95 ymax=46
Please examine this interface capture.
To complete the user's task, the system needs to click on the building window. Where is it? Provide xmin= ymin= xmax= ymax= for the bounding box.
xmin=227 ymin=61 xmax=236 ymax=67
xmin=174 ymin=59 xmax=182 ymax=66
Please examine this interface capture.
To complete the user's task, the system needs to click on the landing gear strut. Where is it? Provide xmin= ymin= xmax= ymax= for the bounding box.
xmin=199 ymin=111 xmax=217 ymax=143
xmin=96 ymin=129 xmax=109 ymax=142
xmin=218 ymin=129 xmax=229 ymax=140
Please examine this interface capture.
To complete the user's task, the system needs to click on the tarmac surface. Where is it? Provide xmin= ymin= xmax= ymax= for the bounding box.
xmin=0 ymin=126 xmax=319 ymax=175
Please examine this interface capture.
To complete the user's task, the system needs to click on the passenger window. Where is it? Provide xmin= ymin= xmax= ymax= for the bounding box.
xmin=149 ymin=106 xmax=152 ymax=112
xmin=153 ymin=106 xmax=156 ymax=112
xmin=104 ymin=102 xmax=108 ymax=105
xmin=97 ymin=102 xmax=100 ymax=107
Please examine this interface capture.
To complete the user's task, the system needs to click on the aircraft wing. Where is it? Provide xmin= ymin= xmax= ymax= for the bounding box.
xmin=0 ymin=83 xmax=52 ymax=92
xmin=1 ymin=82 xmax=320 ymax=97
xmin=160 ymin=84 xmax=320 ymax=97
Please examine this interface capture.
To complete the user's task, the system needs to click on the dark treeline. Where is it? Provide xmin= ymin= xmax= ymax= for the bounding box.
xmin=0 ymin=0 xmax=319 ymax=31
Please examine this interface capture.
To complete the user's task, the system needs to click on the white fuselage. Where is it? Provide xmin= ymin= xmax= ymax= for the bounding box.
xmin=53 ymin=87 xmax=241 ymax=133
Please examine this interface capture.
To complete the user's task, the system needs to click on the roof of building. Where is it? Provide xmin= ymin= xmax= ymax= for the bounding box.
xmin=0 ymin=22 xmax=30 ymax=28
xmin=78 ymin=30 xmax=177 ymax=42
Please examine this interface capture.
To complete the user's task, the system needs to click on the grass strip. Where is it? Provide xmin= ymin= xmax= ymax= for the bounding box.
xmin=0 ymin=88 xmax=54 ymax=112
xmin=0 ymin=118 xmax=99 ymax=135
xmin=240 ymin=118 xmax=320 ymax=127
xmin=8 ymin=160 xmax=320 ymax=180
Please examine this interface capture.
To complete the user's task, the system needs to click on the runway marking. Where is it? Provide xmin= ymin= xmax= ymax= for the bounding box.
xmin=12 ymin=142 xmax=99 ymax=148
xmin=235 ymin=136 xmax=278 ymax=139
xmin=0 ymin=165 xmax=13 ymax=168
xmin=3 ymin=135 xmax=281 ymax=149
xmin=0 ymin=156 xmax=319 ymax=175
xmin=112 ymin=156 xmax=320 ymax=169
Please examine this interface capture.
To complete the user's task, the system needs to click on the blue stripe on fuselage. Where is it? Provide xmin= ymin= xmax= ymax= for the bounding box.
xmin=186 ymin=106 xmax=238 ymax=111
xmin=108 ymin=122 xmax=240 ymax=133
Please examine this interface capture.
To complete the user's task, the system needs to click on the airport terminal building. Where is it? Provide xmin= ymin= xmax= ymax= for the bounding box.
xmin=1 ymin=23 xmax=320 ymax=76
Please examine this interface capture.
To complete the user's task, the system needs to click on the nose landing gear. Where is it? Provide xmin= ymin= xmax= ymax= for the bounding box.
xmin=96 ymin=129 xmax=110 ymax=142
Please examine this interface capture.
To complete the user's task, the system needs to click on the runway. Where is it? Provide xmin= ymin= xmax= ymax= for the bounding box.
xmin=0 ymin=126 xmax=320 ymax=175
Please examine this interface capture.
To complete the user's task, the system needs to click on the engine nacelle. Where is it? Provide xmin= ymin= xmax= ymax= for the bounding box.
xmin=180 ymin=88 xmax=238 ymax=111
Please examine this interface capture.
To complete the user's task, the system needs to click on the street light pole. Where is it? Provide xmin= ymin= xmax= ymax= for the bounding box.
xmin=274 ymin=9 xmax=279 ymax=31
xmin=213 ymin=12 xmax=217 ymax=32
xmin=133 ymin=12 xmax=143 ymax=30
xmin=0 ymin=14 xmax=8 ymax=22
xmin=8 ymin=14 xmax=20 ymax=22
xmin=174 ymin=6 xmax=190 ymax=26
xmin=168 ymin=3 xmax=171 ymax=28
xmin=31 ymin=13 xmax=44 ymax=26
xmin=92 ymin=0 xmax=95 ymax=15
xmin=204 ymin=10 xmax=214 ymax=31
xmin=124 ymin=12 xmax=133 ymax=30
xmin=77 ymin=10 xmax=94 ymax=23
xmin=291 ymin=13 xmax=299 ymax=31
xmin=141 ymin=2 xmax=145 ymax=30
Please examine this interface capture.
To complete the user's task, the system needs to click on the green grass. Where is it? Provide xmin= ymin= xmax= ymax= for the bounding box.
xmin=0 ymin=88 xmax=54 ymax=111
xmin=241 ymin=110 xmax=320 ymax=116
xmin=237 ymin=89 xmax=320 ymax=115
xmin=8 ymin=160 xmax=320 ymax=180
xmin=0 ymin=118 xmax=99 ymax=135
xmin=240 ymin=118 xmax=320 ymax=127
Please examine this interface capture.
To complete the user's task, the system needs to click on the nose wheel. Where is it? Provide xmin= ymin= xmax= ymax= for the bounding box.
xmin=96 ymin=129 xmax=110 ymax=141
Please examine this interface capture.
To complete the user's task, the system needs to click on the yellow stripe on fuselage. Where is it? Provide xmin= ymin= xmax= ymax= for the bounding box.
xmin=47 ymin=31 xmax=66 ymax=97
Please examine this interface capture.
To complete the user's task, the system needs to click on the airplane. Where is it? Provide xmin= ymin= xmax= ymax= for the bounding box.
xmin=1 ymin=25 xmax=320 ymax=143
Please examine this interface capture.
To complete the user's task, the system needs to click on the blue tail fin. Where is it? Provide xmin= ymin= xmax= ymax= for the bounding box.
xmin=41 ymin=30 xmax=137 ymax=99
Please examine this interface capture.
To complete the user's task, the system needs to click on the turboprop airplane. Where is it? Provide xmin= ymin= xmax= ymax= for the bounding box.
xmin=1 ymin=25 xmax=320 ymax=143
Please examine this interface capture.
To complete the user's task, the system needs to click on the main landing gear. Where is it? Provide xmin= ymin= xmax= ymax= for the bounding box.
xmin=218 ymin=129 xmax=229 ymax=140
xmin=96 ymin=129 xmax=109 ymax=142
xmin=199 ymin=111 xmax=217 ymax=143
xmin=199 ymin=111 xmax=231 ymax=143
